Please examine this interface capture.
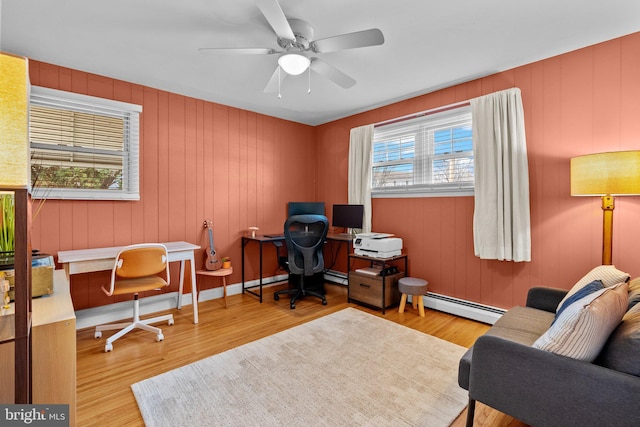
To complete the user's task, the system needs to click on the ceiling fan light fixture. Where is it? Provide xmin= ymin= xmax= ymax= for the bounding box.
xmin=278 ymin=53 xmax=310 ymax=75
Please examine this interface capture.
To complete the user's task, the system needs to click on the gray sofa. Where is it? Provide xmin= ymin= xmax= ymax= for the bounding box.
xmin=458 ymin=286 xmax=640 ymax=427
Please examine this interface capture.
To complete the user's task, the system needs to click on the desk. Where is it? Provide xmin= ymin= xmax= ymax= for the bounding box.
xmin=57 ymin=241 xmax=201 ymax=324
xmin=241 ymin=235 xmax=285 ymax=302
xmin=241 ymin=233 xmax=354 ymax=302
xmin=324 ymin=232 xmax=355 ymax=270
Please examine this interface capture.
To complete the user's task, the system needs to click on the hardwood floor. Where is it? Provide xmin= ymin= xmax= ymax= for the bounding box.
xmin=76 ymin=282 xmax=528 ymax=426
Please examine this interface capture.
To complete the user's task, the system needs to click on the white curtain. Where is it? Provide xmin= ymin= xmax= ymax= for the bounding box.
xmin=472 ymin=88 xmax=531 ymax=262
xmin=348 ymin=124 xmax=374 ymax=233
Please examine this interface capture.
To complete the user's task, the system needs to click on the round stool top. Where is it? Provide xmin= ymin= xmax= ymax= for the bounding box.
xmin=398 ymin=277 xmax=428 ymax=294
xmin=196 ymin=267 xmax=233 ymax=277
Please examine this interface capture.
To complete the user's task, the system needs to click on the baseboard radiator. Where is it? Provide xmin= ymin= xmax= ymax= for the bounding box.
xmin=421 ymin=292 xmax=505 ymax=325
xmin=325 ymin=271 xmax=503 ymax=324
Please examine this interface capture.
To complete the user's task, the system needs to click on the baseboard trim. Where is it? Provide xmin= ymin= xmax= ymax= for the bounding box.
xmin=75 ymin=274 xmax=289 ymax=330
xmin=75 ymin=274 xmax=503 ymax=329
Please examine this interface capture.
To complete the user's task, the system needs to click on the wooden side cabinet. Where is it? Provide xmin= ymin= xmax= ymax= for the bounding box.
xmin=32 ymin=269 xmax=76 ymax=426
xmin=347 ymin=253 xmax=408 ymax=313
xmin=0 ymin=270 xmax=76 ymax=425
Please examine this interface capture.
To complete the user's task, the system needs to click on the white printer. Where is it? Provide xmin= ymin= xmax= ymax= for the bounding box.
xmin=353 ymin=233 xmax=403 ymax=258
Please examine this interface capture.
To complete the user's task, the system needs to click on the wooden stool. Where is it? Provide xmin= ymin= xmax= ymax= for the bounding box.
xmin=398 ymin=277 xmax=428 ymax=317
xmin=196 ymin=267 xmax=233 ymax=308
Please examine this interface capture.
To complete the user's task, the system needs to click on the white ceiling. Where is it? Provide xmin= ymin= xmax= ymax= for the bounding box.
xmin=2 ymin=0 xmax=640 ymax=126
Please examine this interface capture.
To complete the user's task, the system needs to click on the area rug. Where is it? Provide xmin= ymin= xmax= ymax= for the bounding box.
xmin=131 ymin=307 xmax=468 ymax=426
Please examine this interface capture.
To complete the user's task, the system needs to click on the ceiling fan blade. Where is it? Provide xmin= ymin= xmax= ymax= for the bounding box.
xmin=198 ymin=47 xmax=276 ymax=55
xmin=263 ymin=66 xmax=287 ymax=93
xmin=311 ymin=28 xmax=384 ymax=53
xmin=310 ymin=59 xmax=356 ymax=89
xmin=255 ymin=0 xmax=295 ymax=41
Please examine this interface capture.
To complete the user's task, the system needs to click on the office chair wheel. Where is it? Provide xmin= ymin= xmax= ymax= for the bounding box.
xmin=168 ymin=318 xmax=174 ymax=326
xmin=94 ymin=331 xmax=102 ymax=339
xmin=290 ymin=302 xmax=295 ymax=309
xmin=156 ymin=333 xmax=164 ymax=342
xmin=322 ymin=299 xmax=327 ymax=305
xmin=104 ymin=343 xmax=113 ymax=352
xmin=274 ymin=294 xmax=280 ymax=301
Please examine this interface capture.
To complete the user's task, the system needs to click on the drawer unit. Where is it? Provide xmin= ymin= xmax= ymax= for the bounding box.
xmin=348 ymin=271 xmax=404 ymax=310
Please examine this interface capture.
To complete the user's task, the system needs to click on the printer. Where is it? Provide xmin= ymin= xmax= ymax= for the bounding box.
xmin=353 ymin=233 xmax=403 ymax=258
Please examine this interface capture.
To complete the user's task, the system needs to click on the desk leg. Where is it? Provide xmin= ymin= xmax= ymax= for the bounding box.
xmin=258 ymin=241 xmax=263 ymax=303
xmin=177 ymin=260 xmax=185 ymax=310
xmin=175 ymin=255 xmax=199 ymax=324
xmin=189 ymin=254 xmax=199 ymax=324
xmin=242 ymin=238 xmax=247 ymax=295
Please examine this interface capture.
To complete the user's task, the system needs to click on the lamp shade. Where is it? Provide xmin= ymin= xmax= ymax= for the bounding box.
xmin=571 ymin=151 xmax=640 ymax=196
xmin=278 ymin=53 xmax=310 ymax=76
xmin=0 ymin=52 xmax=30 ymax=189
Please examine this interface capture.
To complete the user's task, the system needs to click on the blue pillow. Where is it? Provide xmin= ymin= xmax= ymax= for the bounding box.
xmin=552 ymin=279 xmax=604 ymax=326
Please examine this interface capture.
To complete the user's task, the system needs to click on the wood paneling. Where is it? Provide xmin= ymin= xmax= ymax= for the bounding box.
xmin=29 ymin=61 xmax=316 ymax=308
xmin=316 ymin=32 xmax=640 ymax=309
xmin=31 ymin=32 xmax=640 ymax=311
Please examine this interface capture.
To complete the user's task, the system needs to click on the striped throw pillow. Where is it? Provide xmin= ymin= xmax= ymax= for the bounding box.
xmin=557 ymin=265 xmax=629 ymax=311
xmin=533 ymin=282 xmax=628 ymax=361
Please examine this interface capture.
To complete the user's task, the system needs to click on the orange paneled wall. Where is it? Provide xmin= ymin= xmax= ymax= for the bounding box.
xmin=317 ymin=33 xmax=640 ymax=309
xmin=30 ymin=32 xmax=640 ymax=312
xmin=29 ymin=61 xmax=317 ymax=310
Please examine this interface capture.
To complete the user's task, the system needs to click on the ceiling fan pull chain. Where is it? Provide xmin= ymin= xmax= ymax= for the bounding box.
xmin=278 ymin=66 xmax=282 ymax=99
xmin=308 ymin=66 xmax=311 ymax=94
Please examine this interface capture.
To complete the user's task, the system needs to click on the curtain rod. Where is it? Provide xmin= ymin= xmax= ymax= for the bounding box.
xmin=374 ymin=99 xmax=471 ymax=128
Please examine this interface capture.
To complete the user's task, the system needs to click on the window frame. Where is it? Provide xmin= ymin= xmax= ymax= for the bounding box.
xmin=29 ymin=86 xmax=142 ymax=201
xmin=372 ymin=105 xmax=474 ymax=198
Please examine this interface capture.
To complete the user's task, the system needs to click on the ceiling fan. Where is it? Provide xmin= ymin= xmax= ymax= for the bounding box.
xmin=198 ymin=0 xmax=384 ymax=94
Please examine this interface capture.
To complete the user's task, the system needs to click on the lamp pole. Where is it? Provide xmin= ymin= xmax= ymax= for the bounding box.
xmin=601 ymin=195 xmax=614 ymax=265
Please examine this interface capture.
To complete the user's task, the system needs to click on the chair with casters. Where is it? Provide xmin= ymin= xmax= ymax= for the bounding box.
xmin=94 ymin=243 xmax=174 ymax=352
xmin=274 ymin=214 xmax=329 ymax=309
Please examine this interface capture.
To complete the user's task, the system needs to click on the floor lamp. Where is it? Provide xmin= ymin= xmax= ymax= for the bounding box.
xmin=570 ymin=151 xmax=640 ymax=265
xmin=1 ymin=51 xmax=32 ymax=403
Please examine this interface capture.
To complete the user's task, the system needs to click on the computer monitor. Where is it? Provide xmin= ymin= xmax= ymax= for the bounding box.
xmin=332 ymin=204 xmax=364 ymax=230
xmin=287 ymin=201 xmax=325 ymax=217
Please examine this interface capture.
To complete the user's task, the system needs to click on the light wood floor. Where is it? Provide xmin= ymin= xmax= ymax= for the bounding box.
xmin=76 ymin=282 xmax=528 ymax=427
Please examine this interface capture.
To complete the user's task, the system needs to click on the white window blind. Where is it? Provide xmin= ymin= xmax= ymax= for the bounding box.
xmin=372 ymin=105 xmax=473 ymax=197
xmin=29 ymin=86 xmax=142 ymax=200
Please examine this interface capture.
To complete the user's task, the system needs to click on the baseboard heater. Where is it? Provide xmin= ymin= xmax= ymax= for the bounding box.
xmin=421 ymin=292 xmax=505 ymax=325
xmin=325 ymin=270 xmax=503 ymax=324
xmin=324 ymin=269 xmax=347 ymax=285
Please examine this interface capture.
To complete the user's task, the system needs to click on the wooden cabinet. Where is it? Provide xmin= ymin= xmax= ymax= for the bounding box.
xmin=348 ymin=271 xmax=404 ymax=309
xmin=347 ymin=253 xmax=407 ymax=313
xmin=0 ymin=270 xmax=76 ymax=425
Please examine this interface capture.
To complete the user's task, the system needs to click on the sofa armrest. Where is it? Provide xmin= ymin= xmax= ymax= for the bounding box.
xmin=469 ymin=334 xmax=640 ymax=427
xmin=526 ymin=287 xmax=567 ymax=312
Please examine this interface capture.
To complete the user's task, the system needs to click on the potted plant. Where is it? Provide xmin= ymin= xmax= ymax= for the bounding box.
xmin=0 ymin=193 xmax=14 ymax=262
xmin=222 ymin=257 xmax=231 ymax=269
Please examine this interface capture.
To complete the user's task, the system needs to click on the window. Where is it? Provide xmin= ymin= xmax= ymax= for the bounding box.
xmin=372 ymin=106 xmax=473 ymax=197
xmin=29 ymin=86 xmax=142 ymax=200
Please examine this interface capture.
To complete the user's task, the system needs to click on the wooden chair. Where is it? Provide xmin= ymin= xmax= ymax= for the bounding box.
xmin=94 ymin=243 xmax=174 ymax=352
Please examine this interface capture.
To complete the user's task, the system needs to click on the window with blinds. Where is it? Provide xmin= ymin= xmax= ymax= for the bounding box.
xmin=372 ymin=105 xmax=473 ymax=197
xmin=29 ymin=86 xmax=142 ymax=200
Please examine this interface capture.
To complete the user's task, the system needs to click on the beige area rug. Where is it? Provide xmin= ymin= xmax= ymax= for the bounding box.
xmin=131 ymin=308 xmax=468 ymax=426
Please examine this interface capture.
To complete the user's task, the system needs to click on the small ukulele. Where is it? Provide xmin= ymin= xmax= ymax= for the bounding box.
xmin=203 ymin=219 xmax=221 ymax=271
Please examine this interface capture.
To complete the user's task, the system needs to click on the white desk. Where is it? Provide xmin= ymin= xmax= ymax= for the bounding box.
xmin=57 ymin=241 xmax=201 ymax=324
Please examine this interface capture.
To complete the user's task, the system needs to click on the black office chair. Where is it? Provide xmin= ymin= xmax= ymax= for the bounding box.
xmin=274 ymin=214 xmax=329 ymax=309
